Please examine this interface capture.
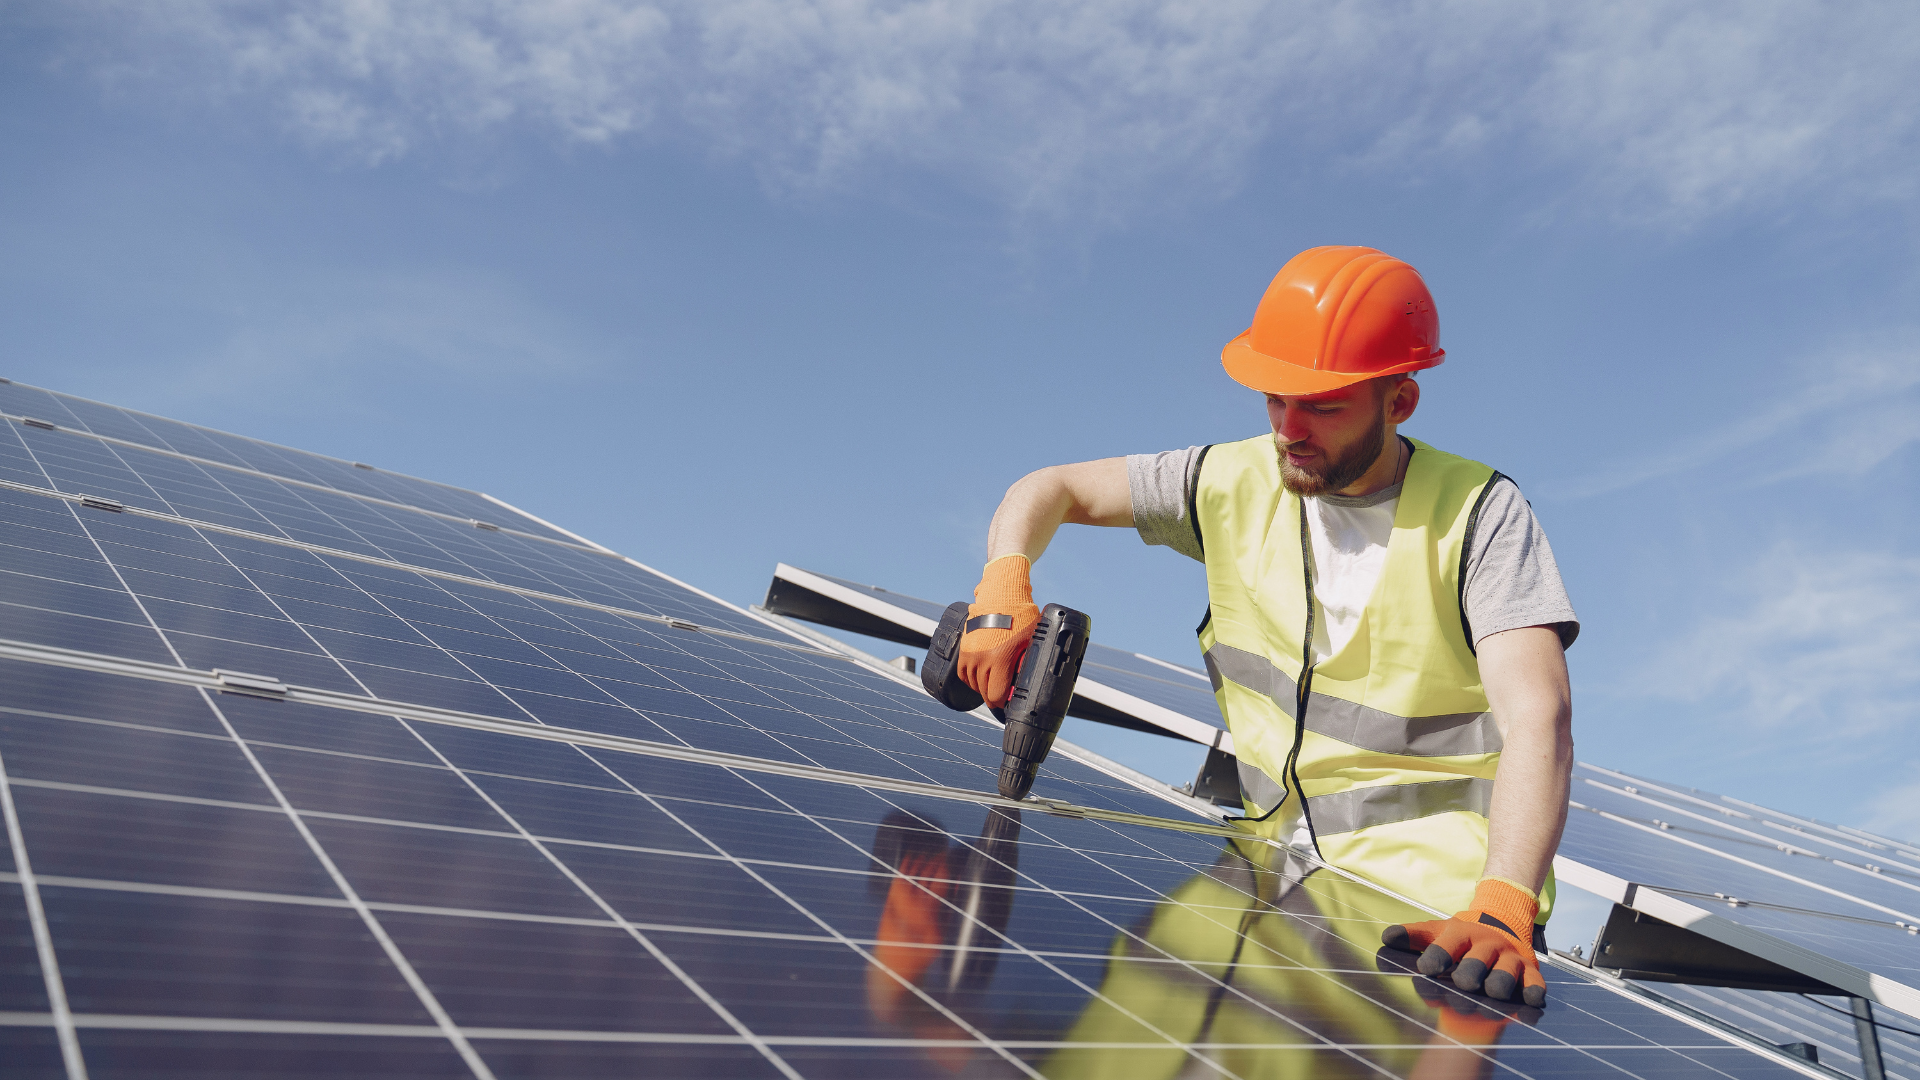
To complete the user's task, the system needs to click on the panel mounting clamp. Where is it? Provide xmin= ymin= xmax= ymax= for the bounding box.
xmin=20 ymin=417 xmax=55 ymax=430
xmin=471 ymin=519 xmax=500 ymax=531
xmin=211 ymin=669 xmax=289 ymax=699
xmin=79 ymin=496 xmax=125 ymax=512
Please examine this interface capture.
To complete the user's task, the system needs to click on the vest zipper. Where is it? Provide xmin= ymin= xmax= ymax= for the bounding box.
xmin=1289 ymin=495 xmax=1321 ymax=857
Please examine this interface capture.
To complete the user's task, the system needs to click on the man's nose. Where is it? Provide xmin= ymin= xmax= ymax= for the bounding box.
xmin=1274 ymin=403 xmax=1310 ymax=443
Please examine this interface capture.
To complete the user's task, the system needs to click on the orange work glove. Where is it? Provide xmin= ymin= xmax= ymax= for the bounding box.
xmin=955 ymin=554 xmax=1041 ymax=709
xmin=1382 ymin=877 xmax=1546 ymax=1007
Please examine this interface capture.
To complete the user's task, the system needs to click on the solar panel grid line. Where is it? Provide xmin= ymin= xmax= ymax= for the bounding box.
xmin=2 ymin=474 xmax=779 ymax=1078
xmin=380 ymin=719 xmax=811 ymax=1080
xmin=812 ymin=795 xmax=1827 ymax=1079
xmin=191 ymin=691 xmax=502 ymax=1079
xmin=1568 ymin=799 xmax=1920 ymax=927
xmin=0 ymin=382 xmax=561 ymax=537
xmin=3 ymin=417 xmax=779 ymax=638
xmin=0 ymin=476 xmax=840 ymax=658
xmin=569 ymin=756 xmax=1058 ymax=1077
xmin=0 ymin=745 xmax=86 ymax=1080
xmin=1586 ymin=763 xmax=1912 ymax=856
xmin=1585 ymin=763 xmax=1920 ymax=871
xmin=748 ymin=604 xmax=1234 ymax=823
xmin=689 ymin=786 xmax=1349 ymax=1077
xmin=1580 ymin=777 xmax=1911 ymax=882
xmin=1580 ymin=777 xmax=1920 ymax=919
xmin=0 ymin=639 xmax=1242 ymax=842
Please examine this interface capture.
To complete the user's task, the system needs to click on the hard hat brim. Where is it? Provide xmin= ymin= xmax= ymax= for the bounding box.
xmin=1221 ymin=332 xmax=1445 ymax=396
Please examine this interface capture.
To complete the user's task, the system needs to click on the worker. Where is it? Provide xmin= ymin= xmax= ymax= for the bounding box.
xmin=954 ymin=245 xmax=1577 ymax=1007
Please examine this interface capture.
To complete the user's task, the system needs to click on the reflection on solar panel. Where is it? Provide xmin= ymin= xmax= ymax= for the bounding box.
xmin=0 ymin=381 xmax=1839 ymax=1077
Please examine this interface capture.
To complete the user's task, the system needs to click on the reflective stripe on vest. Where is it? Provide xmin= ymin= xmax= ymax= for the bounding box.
xmin=1305 ymin=777 xmax=1494 ymax=836
xmin=1203 ymin=642 xmax=1503 ymax=761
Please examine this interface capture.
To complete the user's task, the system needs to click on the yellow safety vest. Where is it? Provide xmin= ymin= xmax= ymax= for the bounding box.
xmin=1195 ymin=434 xmax=1555 ymax=922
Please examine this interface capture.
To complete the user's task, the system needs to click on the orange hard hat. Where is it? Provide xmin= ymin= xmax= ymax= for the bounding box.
xmin=1221 ymin=245 xmax=1445 ymax=396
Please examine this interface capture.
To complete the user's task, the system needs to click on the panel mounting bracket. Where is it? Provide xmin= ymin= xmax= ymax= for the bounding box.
xmin=211 ymin=669 xmax=289 ymax=700
xmin=1589 ymin=902 xmax=1846 ymax=994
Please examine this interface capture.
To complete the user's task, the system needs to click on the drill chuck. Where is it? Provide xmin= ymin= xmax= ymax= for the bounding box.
xmin=922 ymin=601 xmax=1091 ymax=801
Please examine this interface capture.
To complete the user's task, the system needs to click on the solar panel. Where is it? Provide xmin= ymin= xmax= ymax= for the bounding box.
xmin=1553 ymin=763 xmax=1920 ymax=1019
xmin=0 ymin=382 xmax=1847 ymax=1077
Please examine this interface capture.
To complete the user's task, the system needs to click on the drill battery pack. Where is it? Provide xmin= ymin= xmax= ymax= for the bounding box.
xmin=922 ymin=601 xmax=1092 ymax=800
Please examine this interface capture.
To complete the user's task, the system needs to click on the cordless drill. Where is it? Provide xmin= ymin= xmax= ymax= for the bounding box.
xmin=921 ymin=602 xmax=1092 ymax=800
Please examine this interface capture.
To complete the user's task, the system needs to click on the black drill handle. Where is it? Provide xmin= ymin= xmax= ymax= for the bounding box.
xmin=996 ymin=604 xmax=1090 ymax=800
xmin=921 ymin=601 xmax=984 ymax=712
xmin=920 ymin=601 xmax=1092 ymax=800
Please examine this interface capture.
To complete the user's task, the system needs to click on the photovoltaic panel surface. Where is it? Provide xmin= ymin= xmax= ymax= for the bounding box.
xmin=1556 ymin=762 xmax=1920 ymax=1017
xmin=0 ymin=383 xmax=569 ymax=541
xmin=767 ymin=566 xmax=1228 ymax=750
xmin=0 ymin=392 xmax=1826 ymax=1078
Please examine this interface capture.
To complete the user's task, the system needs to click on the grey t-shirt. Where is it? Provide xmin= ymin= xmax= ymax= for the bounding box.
xmin=1128 ymin=442 xmax=1579 ymax=648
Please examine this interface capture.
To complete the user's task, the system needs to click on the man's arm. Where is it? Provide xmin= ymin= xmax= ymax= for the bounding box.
xmin=1477 ymin=625 xmax=1574 ymax=893
xmin=984 ymin=458 xmax=1133 ymax=561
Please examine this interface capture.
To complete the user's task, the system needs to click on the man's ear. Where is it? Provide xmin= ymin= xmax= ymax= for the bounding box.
xmin=1388 ymin=377 xmax=1420 ymax=424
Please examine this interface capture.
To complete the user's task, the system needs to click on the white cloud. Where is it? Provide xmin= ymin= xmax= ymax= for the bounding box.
xmin=41 ymin=0 xmax=1920 ymax=223
xmin=1643 ymin=544 xmax=1920 ymax=741
xmin=1548 ymin=344 xmax=1920 ymax=500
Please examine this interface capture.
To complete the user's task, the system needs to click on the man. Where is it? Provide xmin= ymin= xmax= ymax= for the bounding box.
xmin=953 ymin=245 xmax=1576 ymax=1007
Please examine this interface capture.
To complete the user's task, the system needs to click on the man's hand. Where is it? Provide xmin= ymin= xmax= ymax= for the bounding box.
xmin=956 ymin=555 xmax=1041 ymax=708
xmin=1383 ymin=878 xmax=1547 ymax=1006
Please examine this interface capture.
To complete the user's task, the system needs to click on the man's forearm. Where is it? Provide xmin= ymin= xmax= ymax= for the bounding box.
xmin=1477 ymin=626 xmax=1574 ymax=894
xmin=984 ymin=459 xmax=1133 ymax=562
xmin=1482 ymin=713 xmax=1572 ymax=892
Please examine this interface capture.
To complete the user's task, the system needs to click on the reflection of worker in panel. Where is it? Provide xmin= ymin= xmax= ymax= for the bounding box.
xmin=865 ymin=807 xmax=1024 ymax=1071
xmin=1046 ymin=837 xmax=1538 ymax=1079
xmin=868 ymin=811 xmax=1537 ymax=1078
xmin=955 ymin=247 xmax=1578 ymax=1006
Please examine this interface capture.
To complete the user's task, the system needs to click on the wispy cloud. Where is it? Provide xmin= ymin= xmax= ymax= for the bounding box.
xmin=37 ymin=0 xmax=1920 ymax=223
xmin=1546 ymin=344 xmax=1920 ymax=500
xmin=1642 ymin=544 xmax=1920 ymax=742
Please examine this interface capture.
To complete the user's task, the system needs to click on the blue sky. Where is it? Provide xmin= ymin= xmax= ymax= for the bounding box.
xmin=3 ymin=2 xmax=1917 ymax=840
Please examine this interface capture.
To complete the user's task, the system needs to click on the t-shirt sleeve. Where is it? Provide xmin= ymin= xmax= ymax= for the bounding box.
xmin=1127 ymin=447 xmax=1207 ymax=563
xmin=1464 ymin=478 xmax=1580 ymax=649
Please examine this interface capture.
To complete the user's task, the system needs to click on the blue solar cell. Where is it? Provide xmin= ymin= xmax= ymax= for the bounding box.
xmin=77 ymin=1031 xmax=476 ymax=1080
xmin=47 ymin=887 xmax=432 ymax=1021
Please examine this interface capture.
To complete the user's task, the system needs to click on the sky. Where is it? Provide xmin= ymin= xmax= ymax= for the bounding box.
xmin=3 ymin=1 xmax=1917 ymax=847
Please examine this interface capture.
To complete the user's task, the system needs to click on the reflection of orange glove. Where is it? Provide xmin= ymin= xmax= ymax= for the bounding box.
xmin=956 ymin=555 xmax=1041 ymax=709
xmin=1383 ymin=878 xmax=1546 ymax=1006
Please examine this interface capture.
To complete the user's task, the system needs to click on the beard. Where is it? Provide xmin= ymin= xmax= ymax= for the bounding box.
xmin=1277 ymin=407 xmax=1388 ymax=496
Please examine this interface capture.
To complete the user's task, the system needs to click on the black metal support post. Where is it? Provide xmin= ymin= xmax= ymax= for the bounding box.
xmin=1851 ymin=997 xmax=1885 ymax=1080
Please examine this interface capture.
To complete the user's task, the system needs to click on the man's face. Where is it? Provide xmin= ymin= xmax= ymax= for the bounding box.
xmin=1266 ymin=380 xmax=1400 ymax=496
